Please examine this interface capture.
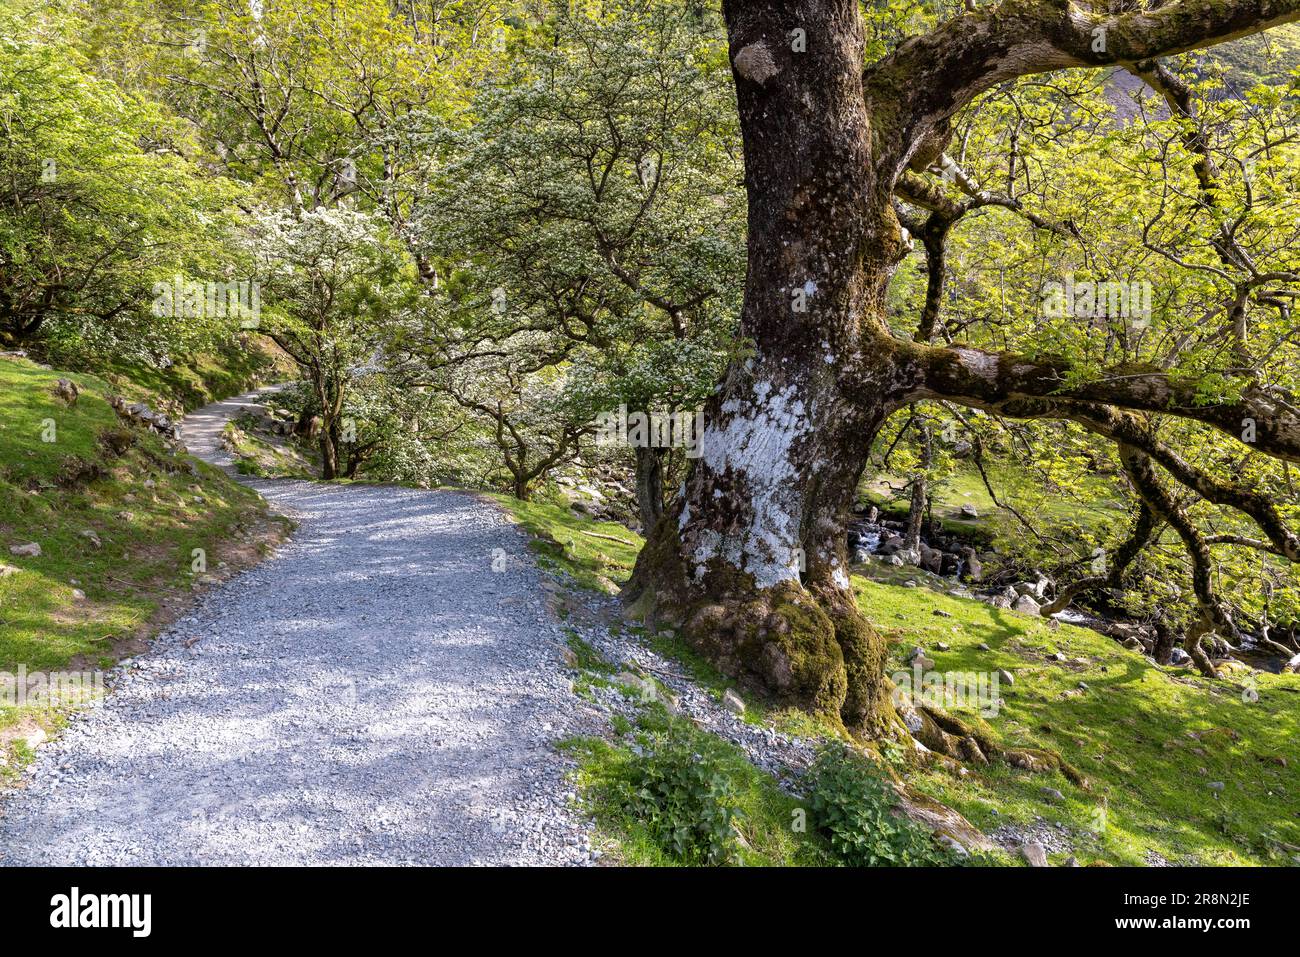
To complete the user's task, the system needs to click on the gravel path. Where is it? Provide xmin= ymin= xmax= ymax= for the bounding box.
xmin=0 ymin=389 xmax=597 ymax=865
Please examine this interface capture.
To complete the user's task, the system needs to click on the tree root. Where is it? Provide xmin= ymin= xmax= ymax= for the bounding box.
xmin=911 ymin=704 xmax=1089 ymax=788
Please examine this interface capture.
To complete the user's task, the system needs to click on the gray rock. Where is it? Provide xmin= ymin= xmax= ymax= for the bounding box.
xmin=53 ymin=378 xmax=80 ymax=405
xmin=1021 ymin=842 xmax=1049 ymax=867
xmin=918 ymin=544 xmax=944 ymax=574
xmin=997 ymin=668 xmax=1015 ymax=686
xmin=1041 ymin=787 xmax=1065 ymax=803
xmin=616 ymin=672 xmax=650 ymax=696
xmin=1013 ymin=595 xmax=1041 ymax=616
xmin=722 ymin=689 xmax=746 ymax=716
xmin=8 ymin=542 xmax=41 ymax=558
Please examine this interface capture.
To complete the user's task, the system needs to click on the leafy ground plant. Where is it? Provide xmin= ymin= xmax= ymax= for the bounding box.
xmin=610 ymin=723 xmax=740 ymax=866
xmin=805 ymin=744 xmax=970 ymax=867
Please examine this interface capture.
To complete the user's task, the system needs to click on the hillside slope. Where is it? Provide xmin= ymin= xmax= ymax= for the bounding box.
xmin=0 ymin=356 xmax=288 ymax=780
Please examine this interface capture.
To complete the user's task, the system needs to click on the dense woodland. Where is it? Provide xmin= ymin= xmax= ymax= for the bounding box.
xmin=4 ymin=0 xmax=1300 ymax=866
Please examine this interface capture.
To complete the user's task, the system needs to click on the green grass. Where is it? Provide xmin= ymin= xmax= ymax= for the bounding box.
xmin=0 ymin=356 xmax=287 ymax=780
xmin=223 ymin=419 xmax=315 ymax=478
xmin=860 ymin=462 xmax=1125 ymax=543
xmin=489 ymin=494 xmax=790 ymax=721
xmin=560 ymin=705 xmax=834 ymax=867
xmin=499 ymin=485 xmax=1300 ymax=867
xmin=857 ymin=577 xmax=1300 ymax=866
xmin=96 ymin=339 xmax=290 ymax=414
xmin=488 ymin=493 xmax=641 ymax=594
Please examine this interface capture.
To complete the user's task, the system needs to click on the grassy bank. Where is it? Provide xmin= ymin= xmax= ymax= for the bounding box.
xmin=494 ymin=494 xmax=1300 ymax=866
xmin=0 ymin=356 xmax=289 ymax=782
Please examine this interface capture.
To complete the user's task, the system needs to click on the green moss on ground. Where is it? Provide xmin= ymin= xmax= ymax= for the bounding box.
xmin=857 ymin=577 xmax=1300 ymax=866
xmin=97 ymin=338 xmax=291 ymax=414
xmin=223 ymin=419 xmax=315 ymax=478
xmin=488 ymin=493 xmax=641 ymax=594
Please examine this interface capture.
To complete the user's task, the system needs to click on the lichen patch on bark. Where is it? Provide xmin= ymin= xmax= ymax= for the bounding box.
xmin=694 ymin=380 xmax=810 ymax=589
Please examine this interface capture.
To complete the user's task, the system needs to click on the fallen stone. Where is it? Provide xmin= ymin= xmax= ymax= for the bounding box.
xmin=53 ymin=378 xmax=80 ymax=405
xmin=1021 ymin=842 xmax=1049 ymax=867
xmin=8 ymin=542 xmax=41 ymax=558
xmin=1013 ymin=595 xmax=1041 ymax=615
xmin=722 ymin=689 xmax=746 ymax=716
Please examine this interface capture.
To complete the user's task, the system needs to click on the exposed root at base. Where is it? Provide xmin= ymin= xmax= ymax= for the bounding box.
xmin=910 ymin=705 xmax=1089 ymax=788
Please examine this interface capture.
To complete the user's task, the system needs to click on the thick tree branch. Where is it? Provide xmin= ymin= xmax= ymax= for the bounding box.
xmin=903 ymin=341 xmax=1300 ymax=463
xmin=867 ymin=0 xmax=1300 ymax=177
xmin=1119 ymin=443 xmax=1239 ymax=675
xmin=1039 ymin=501 xmax=1159 ymax=614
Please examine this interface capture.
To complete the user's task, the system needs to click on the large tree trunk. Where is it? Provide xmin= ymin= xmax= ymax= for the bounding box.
xmin=625 ymin=0 xmax=1300 ymax=736
xmin=624 ymin=0 xmax=911 ymax=737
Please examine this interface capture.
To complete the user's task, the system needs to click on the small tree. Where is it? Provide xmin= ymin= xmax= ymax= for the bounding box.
xmin=247 ymin=207 xmax=415 ymax=479
xmin=414 ymin=0 xmax=744 ymax=518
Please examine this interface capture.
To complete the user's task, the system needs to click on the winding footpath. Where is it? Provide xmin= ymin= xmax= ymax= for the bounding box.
xmin=0 ymin=388 xmax=596 ymax=865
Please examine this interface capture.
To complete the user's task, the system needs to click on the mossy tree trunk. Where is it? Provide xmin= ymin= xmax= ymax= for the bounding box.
xmin=624 ymin=0 xmax=912 ymax=736
xmin=626 ymin=0 xmax=1300 ymax=739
